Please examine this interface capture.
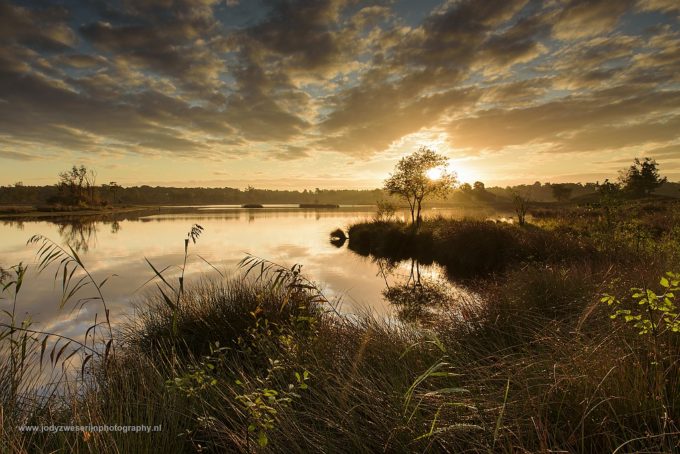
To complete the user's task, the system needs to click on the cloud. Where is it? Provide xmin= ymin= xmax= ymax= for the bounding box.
xmin=637 ymin=0 xmax=680 ymax=14
xmin=552 ymin=0 xmax=634 ymax=40
xmin=0 ymin=0 xmax=678 ymax=182
xmin=448 ymin=88 xmax=680 ymax=151
xmin=0 ymin=150 xmax=41 ymax=161
xmin=80 ymin=21 xmax=223 ymax=91
xmin=243 ymin=0 xmax=348 ymax=72
xmin=0 ymin=1 xmax=76 ymax=51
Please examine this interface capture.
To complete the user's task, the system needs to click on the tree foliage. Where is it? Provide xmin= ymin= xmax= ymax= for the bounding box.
xmin=550 ymin=184 xmax=573 ymax=202
xmin=620 ymin=157 xmax=667 ymax=197
xmin=512 ymin=192 xmax=529 ymax=226
xmin=53 ymin=165 xmax=100 ymax=206
xmin=596 ymin=179 xmax=621 ymax=197
xmin=383 ymin=148 xmax=457 ymax=226
xmin=459 ymin=183 xmax=472 ymax=193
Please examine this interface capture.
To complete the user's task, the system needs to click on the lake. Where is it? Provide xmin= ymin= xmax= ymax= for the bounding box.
xmin=0 ymin=205 xmax=499 ymax=341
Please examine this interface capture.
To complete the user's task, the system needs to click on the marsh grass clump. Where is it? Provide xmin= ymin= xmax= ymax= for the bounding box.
xmin=78 ymin=274 xmax=483 ymax=452
xmin=10 ymin=258 xmax=675 ymax=453
xmin=348 ymin=217 xmax=595 ymax=277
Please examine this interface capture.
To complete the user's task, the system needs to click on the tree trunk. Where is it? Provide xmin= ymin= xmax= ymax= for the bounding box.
xmin=416 ymin=199 xmax=422 ymax=228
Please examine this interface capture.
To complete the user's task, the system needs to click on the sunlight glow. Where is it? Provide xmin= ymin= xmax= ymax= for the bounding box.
xmin=426 ymin=167 xmax=444 ymax=180
xmin=453 ymin=165 xmax=474 ymax=184
xmin=426 ymin=162 xmax=475 ymax=184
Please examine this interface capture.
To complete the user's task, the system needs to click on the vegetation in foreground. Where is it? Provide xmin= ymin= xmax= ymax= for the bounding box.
xmin=0 ymin=195 xmax=679 ymax=453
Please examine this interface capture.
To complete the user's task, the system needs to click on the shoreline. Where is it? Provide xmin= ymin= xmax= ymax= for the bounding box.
xmin=0 ymin=200 xmax=522 ymax=221
xmin=0 ymin=205 xmax=162 ymax=220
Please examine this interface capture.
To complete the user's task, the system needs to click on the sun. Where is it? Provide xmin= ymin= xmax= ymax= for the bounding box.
xmin=426 ymin=162 xmax=478 ymax=184
xmin=426 ymin=167 xmax=444 ymax=180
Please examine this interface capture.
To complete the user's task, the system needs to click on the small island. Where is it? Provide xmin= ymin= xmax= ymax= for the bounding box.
xmin=241 ymin=203 xmax=264 ymax=208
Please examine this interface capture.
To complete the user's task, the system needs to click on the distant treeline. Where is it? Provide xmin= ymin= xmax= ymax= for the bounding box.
xmin=0 ymin=185 xmax=388 ymax=206
xmin=1 ymin=181 xmax=679 ymax=206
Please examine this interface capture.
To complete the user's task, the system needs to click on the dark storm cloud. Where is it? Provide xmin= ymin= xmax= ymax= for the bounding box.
xmin=0 ymin=0 xmax=678 ymax=165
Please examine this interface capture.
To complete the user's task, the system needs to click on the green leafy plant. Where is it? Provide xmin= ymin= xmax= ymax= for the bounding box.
xmin=167 ymin=341 xmax=228 ymax=397
xmin=602 ymin=271 xmax=679 ymax=434
xmin=602 ymin=272 xmax=680 ymax=335
xmin=234 ymin=365 xmax=310 ymax=448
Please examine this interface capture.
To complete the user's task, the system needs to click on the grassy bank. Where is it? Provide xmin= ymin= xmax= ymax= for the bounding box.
xmin=2 ymin=200 xmax=680 ymax=452
xmin=5 ymin=266 xmax=679 ymax=452
xmin=347 ymin=217 xmax=596 ymax=277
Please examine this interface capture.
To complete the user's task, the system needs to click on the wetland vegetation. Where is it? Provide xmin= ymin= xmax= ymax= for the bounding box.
xmin=1 ymin=156 xmax=679 ymax=453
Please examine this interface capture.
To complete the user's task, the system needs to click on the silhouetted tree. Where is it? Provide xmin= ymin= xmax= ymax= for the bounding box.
xmin=57 ymin=165 xmax=88 ymax=205
xmin=375 ymin=199 xmax=397 ymax=221
xmin=473 ymin=181 xmax=485 ymax=192
xmin=596 ymin=179 xmax=623 ymax=228
xmin=596 ymin=179 xmax=621 ymax=197
xmin=512 ymin=192 xmax=529 ymax=226
xmin=85 ymin=168 xmax=97 ymax=204
xmin=551 ymin=184 xmax=573 ymax=202
xmin=384 ymin=148 xmax=457 ymax=227
xmin=620 ymin=157 xmax=666 ymax=197
xmin=108 ymin=181 xmax=120 ymax=204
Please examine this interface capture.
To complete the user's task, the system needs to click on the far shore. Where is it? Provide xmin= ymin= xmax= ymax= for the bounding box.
xmin=0 ymin=199 xmax=594 ymax=222
xmin=0 ymin=203 xmax=373 ymax=221
xmin=0 ymin=205 xmax=166 ymax=220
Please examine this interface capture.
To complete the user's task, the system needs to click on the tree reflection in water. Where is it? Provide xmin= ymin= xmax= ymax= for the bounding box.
xmin=379 ymin=258 xmax=453 ymax=324
xmin=1 ymin=219 xmax=24 ymax=230
xmin=56 ymin=220 xmax=98 ymax=253
xmin=55 ymin=218 xmax=122 ymax=253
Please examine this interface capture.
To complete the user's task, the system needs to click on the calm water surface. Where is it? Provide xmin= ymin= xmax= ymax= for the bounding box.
xmin=1 ymin=206 xmax=497 ymax=340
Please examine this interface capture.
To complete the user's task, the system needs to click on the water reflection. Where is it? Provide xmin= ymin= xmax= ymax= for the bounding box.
xmin=329 ymin=228 xmax=347 ymax=248
xmin=2 ymin=219 xmax=25 ymax=230
xmin=0 ymin=206 xmax=487 ymax=342
xmin=378 ymin=258 xmax=457 ymax=324
xmin=52 ymin=218 xmax=125 ymax=253
xmin=56 ymin=220 xmax=99 ymax=253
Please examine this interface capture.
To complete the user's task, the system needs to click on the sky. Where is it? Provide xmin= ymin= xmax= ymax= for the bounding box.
xmin=0 ymin=0 xmax=679 ymax=189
